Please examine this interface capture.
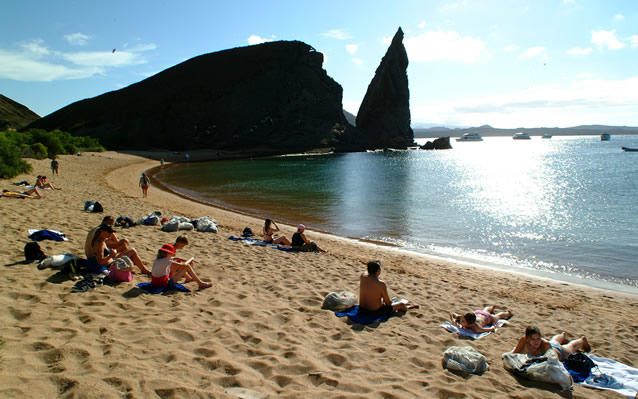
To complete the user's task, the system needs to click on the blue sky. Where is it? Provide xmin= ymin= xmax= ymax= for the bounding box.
xmin=2 ymin=0 xmax=638 ymax=128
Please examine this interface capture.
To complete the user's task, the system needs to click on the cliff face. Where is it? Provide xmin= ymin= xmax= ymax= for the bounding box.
xmin=0 ymin=94 xmax=40 ymax=130
xmin=28 ymin=41 xmax=351 ymax=153
xmin=355 ymin=28 xmax=413 ymax=149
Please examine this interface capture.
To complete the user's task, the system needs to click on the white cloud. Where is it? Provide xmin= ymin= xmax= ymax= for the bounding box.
xmin=591 ymin=29 xmax=624 ymax=49
xmin=418 ymin=21 xmax=426 ymax=29
xmin=345 ymin=44 xmax=358 ymax=54
xmin=65 ymin=32 xmax=91 ymax=46
xmin=322 ymin=29 xmax=351 ymax=40
xmin=568 ymin=47 xmax=592 ymax=55
xmin=62 ymin=50 xmax=147 ymax=67
xmin=615 ymin=13 xmax=624 ymax=20
xmin=520 ymin=47 xmax=546 ymax=58
xmin=504 ymin=44 xmax=518 ymax=53
xmin=631 ymin=35 xmax=638 ymax=48
xmin=352 ymin=58 xmax=362 ymax=65
xmin=404 ymin=31 xmax=488 ymax=63
xmin=247 ymin=35 xmax=274 ymax=45
xmin=0 ymin=49 xmax=102 ymax=81
xmin=20 ymin=39 xmax=50 ymax=57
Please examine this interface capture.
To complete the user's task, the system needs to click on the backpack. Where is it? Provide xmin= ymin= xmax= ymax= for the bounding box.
xmin=92 ymin=201 xmax=104 ymax=213
xmin=241 ymin=227 xmax=254 ymax=237
xmin=24 ymin=242 xmax=46 ymax=262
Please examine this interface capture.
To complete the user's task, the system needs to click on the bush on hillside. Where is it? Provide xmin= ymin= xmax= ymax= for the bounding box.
xmin=0 ymin=135 xmax=32 ymax=178
xmin=31 ymin=142 xmax=48 ymax=159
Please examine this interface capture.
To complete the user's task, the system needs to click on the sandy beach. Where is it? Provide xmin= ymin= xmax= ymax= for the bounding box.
xmin=1 ymin=151 xmax=636 ymax=398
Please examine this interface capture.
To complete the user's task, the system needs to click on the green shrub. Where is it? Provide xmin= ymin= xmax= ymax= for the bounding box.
xmin=31 ymin=142 xmax=48 ymax=159
xmin=20 ymin=143 xmax=34 ymax=158
xmin=0 ymin=135 xmax=32 ymax=178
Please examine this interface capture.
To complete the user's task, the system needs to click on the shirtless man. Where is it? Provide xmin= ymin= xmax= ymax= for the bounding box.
xmin=85 ymin=216 xmax=130 ymax=257
xmin=359 ymin=260 xmax=418 ymax=315
xmin=512 ymin=325 xmax=591 ymax=361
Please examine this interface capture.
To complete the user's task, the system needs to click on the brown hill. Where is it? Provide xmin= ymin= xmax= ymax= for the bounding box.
xmin=0 ymin=94 xmax=40 ymax=130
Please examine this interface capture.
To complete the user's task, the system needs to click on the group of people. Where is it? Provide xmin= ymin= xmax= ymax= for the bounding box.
xmin=263 ymin=219 xmax=326 ymax=253
xmin=84 ymin=216 xmax=211 ymax=290
xmin=1 ymin=174 xmax=60 ymax=199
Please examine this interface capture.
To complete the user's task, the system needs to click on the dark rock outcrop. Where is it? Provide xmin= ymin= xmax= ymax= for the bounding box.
xmin=420 ymin=137 xmax=452 ymax=150
xmin=355 ymin=27 xmax=413 ymax=149
xmin=0 ymin=94 xmax=40 ymax=130
xmin=28 ymin=41 xmax=354 ymax=153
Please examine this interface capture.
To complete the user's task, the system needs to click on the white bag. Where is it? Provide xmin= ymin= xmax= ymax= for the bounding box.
xmin=443 ymin=346 xmax=489 ymax=374
xmin=322 ymin=291 xmax=358 ymax=310
xmin=502 ymin=349 xmax=573 ymax=391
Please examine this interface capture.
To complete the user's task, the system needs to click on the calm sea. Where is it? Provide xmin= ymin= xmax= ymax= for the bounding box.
xmin=156 ymin=135 xmax=638 ymax=293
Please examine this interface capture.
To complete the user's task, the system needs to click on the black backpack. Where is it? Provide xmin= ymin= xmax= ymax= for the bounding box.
xmin=241 ymin=227 xmax=254 ymax=237
xmin=92 ymin=201 xmax=104 ymax=213
xmin=564 ymin=352 xmax=595 ymax=373
xmin=24 ymin=242 xmax=46 ymax=262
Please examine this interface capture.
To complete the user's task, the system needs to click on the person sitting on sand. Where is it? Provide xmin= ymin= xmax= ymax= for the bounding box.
xmin=172 ymin=235 xmax=196 ymax=265
xmin=1 ymin=188 xmax=42 ymax=199
xmin=90 ymin=224 xmax=150 ymax=275
xmin=35 ymin=175 xmax=58 ymax=190
xmin=151 ymin=243 xmax=211 ymax=290
xmin=263 ymin=219 xmax=291 ymax=245
xmin=450 ymin=305 xmax=513 ymax=333
xmin=85 ymin=216 xmax=130 ymax=258
xmin=512 ymin=325 xmax=591 ymax=360
xmin=291 ymin=224 xmax=326 ymax=252
xmin=359 ymin=260 xmax=418 ymax=316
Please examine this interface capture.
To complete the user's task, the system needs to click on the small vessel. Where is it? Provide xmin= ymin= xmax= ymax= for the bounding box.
xmin=622 ymin=146 xmax=638 ymax=152
xmin=601 ymin=133 xmax=611 ymax=141
xmin=542 ymin=133 xmax=552 ymax=139
xmin=513 ymin=132 xmax=531 ymax=140
xmin=456 ymin=132 xmax=483 ymax=142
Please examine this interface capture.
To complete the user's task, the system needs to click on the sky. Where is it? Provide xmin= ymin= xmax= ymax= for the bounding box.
xmin=2 ymin=0 xmax=638 ymax=129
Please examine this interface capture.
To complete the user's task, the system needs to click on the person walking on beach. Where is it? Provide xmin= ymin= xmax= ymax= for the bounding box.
xmin=291 ymin=224 xmax=326 ymax=252
xmin=512 ymin=325 xmax=591 ymax=360
xmin=50 ymin=157 xmax=59 ymax=175
xmin=139 ymin=173 xmax=150 ymax=198
xmin=263 ymin=219 xmax=291 ymax=245
xmin=359 ymin=260 xmax=418 ymax=316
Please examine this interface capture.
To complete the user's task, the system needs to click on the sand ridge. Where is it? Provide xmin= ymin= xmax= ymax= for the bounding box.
xmin=0 ymin=151 xmax=636 ymax=398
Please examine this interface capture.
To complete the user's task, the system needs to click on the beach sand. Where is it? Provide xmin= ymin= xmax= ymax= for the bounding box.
xmin=0 ymin=151 xmax=636 ymax=398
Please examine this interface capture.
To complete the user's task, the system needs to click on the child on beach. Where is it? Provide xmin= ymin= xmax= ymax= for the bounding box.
xmin=450 ymin=305 xmax=513 ymax=333
xmin=263 ymin=219 xmax=291 ymax=245
xmin=151 ymin=243 xmax=212 ymax=290
xmin=512 ymin=325 xmax=591 ymax=360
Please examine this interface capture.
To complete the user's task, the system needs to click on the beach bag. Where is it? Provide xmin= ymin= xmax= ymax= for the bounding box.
xmin=84 ymin=200 xmax=94 ymax=211
xmin=563 ymin=352 xmax=596 ymax=382
xmin=109 ymin=263 xmax=133 ymax=282
xmin=24 ymin=242 xmax=46 ymax=262
xmin=178 ymin=222 xmax=194 ymax=231
xmin=112 ymin=256 xmax=134 ymax=271
xmin=162 ymin=220 xmax=179 ymax=232
xmin=502 ymin=350 xmax=573 ymax=391
xmin=196 ymin=217 xmax=218 ymax=233
xmin=144 ymin=215 xmax=160 ymax=225
xmin=92 ymin=201 xmax=104 ymax=213
xmin=242 ymin=227 xmax=254 ymax=237
xmin=443 ymin=346 xmax=489 ymax=374
xmin=322 ymin=291 xmax=358 ymax=310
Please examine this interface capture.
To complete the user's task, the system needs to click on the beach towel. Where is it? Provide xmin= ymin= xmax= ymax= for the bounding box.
xmin=334 ymin=298 xmax=410 ymax=325
xmin=579 ymin=354 xmax=638 ymax=398
xmin=228 ymin=236 xmax=297 ymax=252
xmin=440 ymin=319 xmax=508 ymax=339
xmin=136 ymin=282 xmax=190 ymax=294
xmin=27 ymin=229 xmax=68 ymax=242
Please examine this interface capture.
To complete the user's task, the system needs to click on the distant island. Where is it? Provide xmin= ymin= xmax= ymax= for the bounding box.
xmin=414 ymin=124 xmax=638 ymax=138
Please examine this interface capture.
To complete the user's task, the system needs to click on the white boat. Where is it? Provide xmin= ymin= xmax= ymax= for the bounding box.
xmin=456 ymin=132 xmax=483 ymax=142
xmin=542 ymin=133 xmax=552 ymax=139
xmin=513 ymin=132 xmax=531 ymax=140
xmin=601 ymin=133 xmax=611 ymax=141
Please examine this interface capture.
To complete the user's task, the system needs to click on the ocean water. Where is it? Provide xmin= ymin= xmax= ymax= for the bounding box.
xmin=156 ymin=135 xmax=638 ymax=293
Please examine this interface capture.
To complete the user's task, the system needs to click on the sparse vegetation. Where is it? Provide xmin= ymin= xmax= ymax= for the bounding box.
xmin=0 ymin=128 xmax=105 ymax=178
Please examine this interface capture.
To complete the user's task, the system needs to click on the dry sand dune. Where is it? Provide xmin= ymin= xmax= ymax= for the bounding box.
xmin=0 ymin=151 xmax=636 ymax=398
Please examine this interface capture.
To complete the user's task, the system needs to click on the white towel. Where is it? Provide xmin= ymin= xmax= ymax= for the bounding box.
xmin=580 ymin=354 xmax=638 ymax=398
xmin=440 ymin=319 xmax=508 ymax=339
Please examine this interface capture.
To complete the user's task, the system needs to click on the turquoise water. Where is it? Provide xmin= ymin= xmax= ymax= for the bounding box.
xmin=156 ymin=135 xmax=638 ymax=292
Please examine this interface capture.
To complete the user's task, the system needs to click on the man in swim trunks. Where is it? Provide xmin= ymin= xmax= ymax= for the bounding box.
xmin=512 ymin=325 xmax=591 ymax=360
xmin=359 ymin=260 xmax=418 ymax=316
xmin=450 ymin=305 xmax=513 ymax=333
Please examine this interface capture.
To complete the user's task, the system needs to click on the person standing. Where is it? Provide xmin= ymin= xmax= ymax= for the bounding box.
xmin=139 ymin=173 xmax=150 ymax=198
xmin=50 ymin=157 xmax=59 ymax=175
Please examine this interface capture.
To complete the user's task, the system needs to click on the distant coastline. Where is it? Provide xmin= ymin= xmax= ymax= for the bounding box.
xmin=414 ymin=124 xmax=638 ymax=138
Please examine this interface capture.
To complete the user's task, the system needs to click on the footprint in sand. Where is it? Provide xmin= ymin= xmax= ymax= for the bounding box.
xmin=8 ymin=307 xmax=32 ymax=321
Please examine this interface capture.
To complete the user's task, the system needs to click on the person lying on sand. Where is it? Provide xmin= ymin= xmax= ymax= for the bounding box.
xmin=1 ymin=188 xmax=42 ymax=199
xmin=90 ymin=224 xmax=150 ymax=275
xmin=359 ymin=260 xmax=418 ymax=316
xmin=263 ymin=219 xmax=291 ymax=245
xmin=85 ymin=216 xmax=130 ymax=258
xmin=151 ymin=243 xmax=211 ymax=290
xmin=291 ymin=224 xmax=326 ymax=253
xmin=450 ymin=305 xmax=513 ymax=333
xmin=512 ymin=325 xmax=591 ymax=360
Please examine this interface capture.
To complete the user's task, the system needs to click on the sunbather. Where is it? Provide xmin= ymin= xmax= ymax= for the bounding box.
xmin=512 ymin=325 xmax=591 ymax=360
xmin=1 ymin=188 xmax=42 ymax=199
xmin=85 ymin=216 xmax=130 ymax=257
xmin=450 ymin=305 xmax=513 ymax=333
xmin=291 ymin=224 xmax=326 ymax=252
xmin=359 ymin=260 xmax=418 ymax=316
xmin=35 ymin=175 xmax=59 ymax=190
xmin=263 ymin=219 xmax=291 ymax=245
xmin=151 ymin=243 xmax=211 ymax=290
xmin=90 ymin=224 xmax=150 ymax=275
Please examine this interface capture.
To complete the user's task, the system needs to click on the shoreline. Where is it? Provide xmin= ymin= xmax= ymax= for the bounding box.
xmin=2 ymin=151 xmax=637 ymax=398
xmin=148 ymin=156 xmax=638 ymax=296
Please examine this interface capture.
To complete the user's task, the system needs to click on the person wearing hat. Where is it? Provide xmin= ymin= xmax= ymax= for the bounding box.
xmin=291 ymin=224 xmax=326 ymax=253
xmin=151 ymin=243 xmax=212 ymax=290
xmin=85 ymin=216 xmax=130 ymax=258
xmin=90 ymin=224 xmax=150 ymax=275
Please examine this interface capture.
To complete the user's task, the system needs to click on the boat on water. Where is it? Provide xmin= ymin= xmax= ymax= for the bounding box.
xmin=622 ymin=147 xmax=638 ymax=152
xmin=542 ymin=133 xmax=552 ymax=139
xmin=513 ymin=132 xmax=531 ymax=140
xmin=601 ymin=133 xmax=611 ymax=141
xmin=456 ymin=132 xmax=483 ymax=142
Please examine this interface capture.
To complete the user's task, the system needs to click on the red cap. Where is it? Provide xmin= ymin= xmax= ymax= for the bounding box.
xmin=159 ymin=243 xmax=176 ymax=254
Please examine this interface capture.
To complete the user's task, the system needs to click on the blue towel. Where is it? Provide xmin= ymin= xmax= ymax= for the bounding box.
xmin=228 ymin=236 xmax=297 ymax=252
xmin=334 ymin=306 xmax=393 ymax=325
xmin=28 ymin=229 xmax=67 ymax=242
xmin=136 ymin=282 xmax=190 ymax=294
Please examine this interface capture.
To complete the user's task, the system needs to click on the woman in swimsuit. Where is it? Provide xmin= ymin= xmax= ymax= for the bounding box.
xmin=512 ymin=325 xmax=591 ymax=360
xmin=91 ymin=224 xmax=150 ymax=275
xmin=450 ymin=305 xmax=512 ymax=333
xmin=263 ymin=219 xmax=291 ymax=245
